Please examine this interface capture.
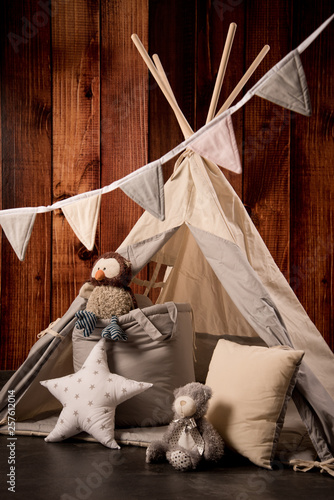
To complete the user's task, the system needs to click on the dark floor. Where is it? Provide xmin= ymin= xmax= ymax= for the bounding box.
xmin=1 ymin=372 xmax=333 ymax=500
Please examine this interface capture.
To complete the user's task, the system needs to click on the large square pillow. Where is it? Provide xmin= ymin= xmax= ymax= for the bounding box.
xmin=205 ymin=339 xmax=304 ymax=469
xmin=194 ymin=332 xmax=267 ymax=383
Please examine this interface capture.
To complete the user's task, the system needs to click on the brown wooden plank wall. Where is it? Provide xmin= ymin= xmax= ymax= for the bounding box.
xmin=0 ymin=0 xmax=333 ymax=369
xmin=290 ymin=0 xmax=334 ymax=350
xmin=100 ymin=0 xmax=148 ymax=253
xmin=51 ymin=0 xmax=100 ymax=320
xmin=243 ymin=0 xmax=292 ymax=278
xmin=1 ymin=0 xmax=52 ymax=369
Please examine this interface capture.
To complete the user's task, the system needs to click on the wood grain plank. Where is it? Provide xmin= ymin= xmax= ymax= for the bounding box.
xmin=290 ymin=1 xmax=334 ymax=350
xmin=100 ymin=0 xmax=149 ymax=254
xmin=51 ymin=0 xmax=100 ymax=319
xmin=149 ymin=0 xmax=196 ymax=181
xmin=195 ymin=0 xmax=245 ymax=197
xmin=242 ymin=0 xmax=292 ymax=279
xmin=0 ymin=0 xmax=52 ymax=369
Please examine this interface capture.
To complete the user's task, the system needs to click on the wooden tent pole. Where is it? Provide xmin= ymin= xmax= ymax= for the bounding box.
xmin=132 ymin=34 xmax=269 ymax=138
xmin=152 ymin=54 xmax=194 ymax=134
xmin=131 ymin=34 xmax=193 ymax=138
xmin=152 ymin=55 xmax=177 ymax=108
xmin=216 ymin=44 xmax=270 ymax=116
xmin=206 ymin=22 xmax=237 ymax=123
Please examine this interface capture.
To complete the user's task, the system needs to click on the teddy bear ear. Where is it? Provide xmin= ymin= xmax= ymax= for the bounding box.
xmin=202 ymin=384 xmax=212 ymax=399
xmin=173 ymin=387 xmax=181 ymax=397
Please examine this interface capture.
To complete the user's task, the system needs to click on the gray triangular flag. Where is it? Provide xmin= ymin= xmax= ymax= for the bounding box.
xmin=120 ymin=163 xmax=165 ymax=220
xmin=255 ymin=51 xmax=312 ymax=116
xmin=62 ymin=194 xmax=101 ymax=251
xmin=0 ymin=212 xmax=36 ymax=261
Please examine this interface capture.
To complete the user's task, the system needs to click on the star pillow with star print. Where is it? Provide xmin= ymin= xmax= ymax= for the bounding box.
xmin=40 ymin=339 xmax=152 ymax=449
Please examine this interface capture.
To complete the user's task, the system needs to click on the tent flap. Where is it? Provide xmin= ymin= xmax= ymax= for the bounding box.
xmin=0 ymin=296 xmax=87 ymax=420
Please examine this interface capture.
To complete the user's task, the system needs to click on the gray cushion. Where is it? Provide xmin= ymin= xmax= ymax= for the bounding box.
xmin=72 ymin=302 xmax=195 ymax=427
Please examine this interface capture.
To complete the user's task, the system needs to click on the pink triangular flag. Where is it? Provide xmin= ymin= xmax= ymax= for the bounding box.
xmin=0 ymin=212 xmax=36 ymax=260
xmin=189 ymin=115 xmax=242 ymax=173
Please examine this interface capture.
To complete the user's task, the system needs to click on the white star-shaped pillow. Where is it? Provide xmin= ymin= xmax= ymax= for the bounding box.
xmin=40 ymin=339 xmax=152 ymax=448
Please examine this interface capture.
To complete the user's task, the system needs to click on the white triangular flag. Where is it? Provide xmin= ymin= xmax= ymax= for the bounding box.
xmin=120 ymin=163 xmax=165 ymax=220
xmin=188 ymin=115 xmax=242 ymax=173
xmin=0 ymin=212 xmax=36 ymax=260
xmin=255 ymin=51 xmax=311 ymax=116
xmin=62 ymin=194 xmax=101 ymax=251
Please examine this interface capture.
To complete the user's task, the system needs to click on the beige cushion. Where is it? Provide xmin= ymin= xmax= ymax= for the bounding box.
xmin=194 ymin=332 xmax=267 ymax=383
xmin=205 ymin=340 xmax=304 ymax=469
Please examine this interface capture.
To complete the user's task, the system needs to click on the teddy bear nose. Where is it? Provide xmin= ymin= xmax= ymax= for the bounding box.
xmin=180 ymin=400 xmax=187 ymax=406
xmin=95 ymin=270 xmax=105 ymax=281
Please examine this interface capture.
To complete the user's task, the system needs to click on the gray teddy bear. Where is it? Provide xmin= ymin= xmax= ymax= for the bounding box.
xmin=146 ymin=382 xmax=224 ymax=471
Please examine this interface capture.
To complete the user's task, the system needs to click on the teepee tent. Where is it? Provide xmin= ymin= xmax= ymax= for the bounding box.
xmin=115 ymin=26 xmax=334 ymax=463
xmin=1 ymin=19 xmax=334 ymax=471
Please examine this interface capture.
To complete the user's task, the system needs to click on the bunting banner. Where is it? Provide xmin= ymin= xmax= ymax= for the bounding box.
xmin=188 ymin=115 xmax=242 ymax=173
xmin=0 ymin=14 xmax=332 ymax=260
xmin=120 ymin=163 xmax=165 ymax=221
xmin=0 ymin=212 xmax=36 ymax=261
xmin=62 ymin=194 xmax=102 ymax=251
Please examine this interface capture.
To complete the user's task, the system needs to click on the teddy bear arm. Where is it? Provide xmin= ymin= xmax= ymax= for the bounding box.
xmin=146 ymin=420 xmax=183 ymax=464
xmin=197 ymin=419 xmax=224 ymax=462
xmin=146 ymin=439 xmax=169 ymax=463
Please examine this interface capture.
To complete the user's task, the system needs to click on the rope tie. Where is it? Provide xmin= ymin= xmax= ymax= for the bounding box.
xmin=37 ymin=318 xmax=62 ymax=338
xmin=290 ymin=458 xmax=334 ymax=477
